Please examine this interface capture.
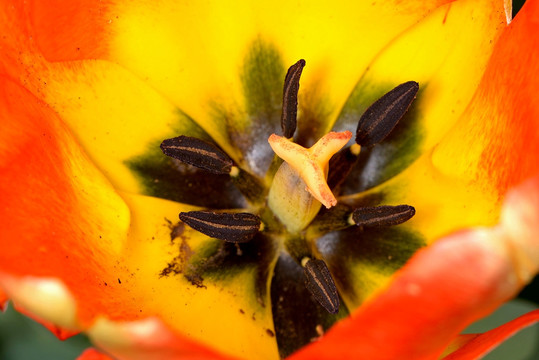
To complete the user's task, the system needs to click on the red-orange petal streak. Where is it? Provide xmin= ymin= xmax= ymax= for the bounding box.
xmin=432 ymin=0 xmax=539 ymax=200
xmin=0 ymin=77 xmax=130 ymax=326
xmin=443 ymin=310 xmax=539 ymax=360
xmin=77 ymin=348 xmax=115 ymax=360
xmin=28 ymin=0 xmax=112 ymax=61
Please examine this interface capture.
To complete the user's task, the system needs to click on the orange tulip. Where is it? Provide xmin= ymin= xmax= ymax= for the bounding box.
xmin=0 ymin=0 xmax=538 ymax=359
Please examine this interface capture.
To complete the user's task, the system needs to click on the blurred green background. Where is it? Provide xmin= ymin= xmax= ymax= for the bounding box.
xmin=0 ymin=0 xmax=533 ymax=359
xmin=0 ymin=289 xmax=537 ymax=359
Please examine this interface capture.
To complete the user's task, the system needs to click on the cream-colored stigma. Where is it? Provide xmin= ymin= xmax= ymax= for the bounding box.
xmin=268 ymin=131 xmax=352 ymax=208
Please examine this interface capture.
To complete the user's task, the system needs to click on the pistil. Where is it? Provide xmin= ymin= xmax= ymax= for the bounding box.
xmin=158 ymin=59 xmax=421 ymax=318
xmin=267 ymin=131 xmax=352 ymax=232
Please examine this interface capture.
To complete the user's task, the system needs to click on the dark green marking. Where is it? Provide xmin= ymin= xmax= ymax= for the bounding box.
xmin=169 ymin=233 xmax=278 ymax=303
xmin=214 ymin=38 xmax=286 ymax=177
xmin=241 ymin=39 xmax=286 ymax=131
xmin=126 ymin=111 xmax=246 ymax=208
xmin=294 ymin=83 xmax=333 ymax=148
xmin=317 ymin=226 xmax=425 ymax=306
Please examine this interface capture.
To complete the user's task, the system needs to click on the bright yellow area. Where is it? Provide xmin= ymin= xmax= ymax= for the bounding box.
xmin=331 ymin=0 xmax=506 ymax=151
xmin=64 ymin=126 xmax=131 ymax=254
xmin=338 ymin=151 xmax=501 ymax=310
xmin=344 ymin=263 xmax=397 ymax=307
xmin=342 ymin=152 xmax=501 ymax=246
xmin=108 ymin=0 xmax=447 ymax=152
xmin=118 ymin=193 xmax=279 ymax=360
xmin=18 ymin=58 xmax=199 ymax=196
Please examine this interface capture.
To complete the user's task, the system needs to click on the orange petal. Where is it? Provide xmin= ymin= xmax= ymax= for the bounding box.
xmin=1 ymin=274 xmax=80 ymax=340
xmin=0 ymin=77 xmax=130 ymax=325
xmin=28 ymin=0 xmax=111 ymax=61
xmin=442 ymin=310 xmax=539 ymax=360
xmin=14 ymin=304 xmax=80 ymax=341
xmin=290 ymin=174 xmax=539 ymax=359
xmin=77 ymin=348 xmax=115 ymax=360
xmin=0 ymin=77 xmax=279 ymax=357
xmin=0 ymin=288 xmax=7 ymax=311
xmin=431 ymin=0 xmax=539 ymax=199
xmin=87 ymin=317 xmax=235 ymax=360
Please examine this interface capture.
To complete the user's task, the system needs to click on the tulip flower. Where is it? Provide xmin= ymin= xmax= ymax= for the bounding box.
xmin=1 ymin=0 xmax=538 ymax=359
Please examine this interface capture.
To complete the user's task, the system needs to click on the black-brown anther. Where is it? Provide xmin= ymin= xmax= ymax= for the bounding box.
xmin=160 ymin=135 xmax=234 ymax=174
xmin=350 ymin=205 xmax=416 ymax=227
xmin=327 ymin=144 xmax=361 ymax=192
xmin=356 ymin=81 xmax=419 ymax=147
xmin=281 ymin=59 xmax=306 ymax=138
xmin=302 ymin=258 xmax=340 ymax=314
xmin=179 ymin=211 xmax=262 ymax=243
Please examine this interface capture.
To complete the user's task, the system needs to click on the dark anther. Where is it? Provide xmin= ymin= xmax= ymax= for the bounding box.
xmin=356 ymin=81 xmax=419 ymax=147
xmin=351 ymin=205 xmax=416 ymax=227
xmin=281 ymin=59 xmax=306 ymax=138
xmin=179 ymin=211 xmax=261 ymax=243
xmin=303 ymin=258 xmax=340 ymax=314
xmin=160 ymin=135 xmax=233 ymax=174
xmin=327 ymin=144 xmax=361 ymax=193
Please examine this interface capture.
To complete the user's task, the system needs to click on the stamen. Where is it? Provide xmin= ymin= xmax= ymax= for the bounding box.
xmin=327 ymin=145 xmax=360 ymax=192
xmin=281 ymin=59 xmax=306 ymax=138
xmin=302 ymin=258 xmax=340 ymax=314
xmin=179 ymin=211 xmax=262 ymax=243
xmin=349 ymin=205 xmax=416 ymax=227
xmin=160 ymin=135 xmax=233 ymax=174
xmin=356 ymin=81 xmax=419 ymax=147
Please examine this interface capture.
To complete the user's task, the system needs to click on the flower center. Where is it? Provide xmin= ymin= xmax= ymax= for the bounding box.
xmin=158 ymin=58 xmax=419 ymax=356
